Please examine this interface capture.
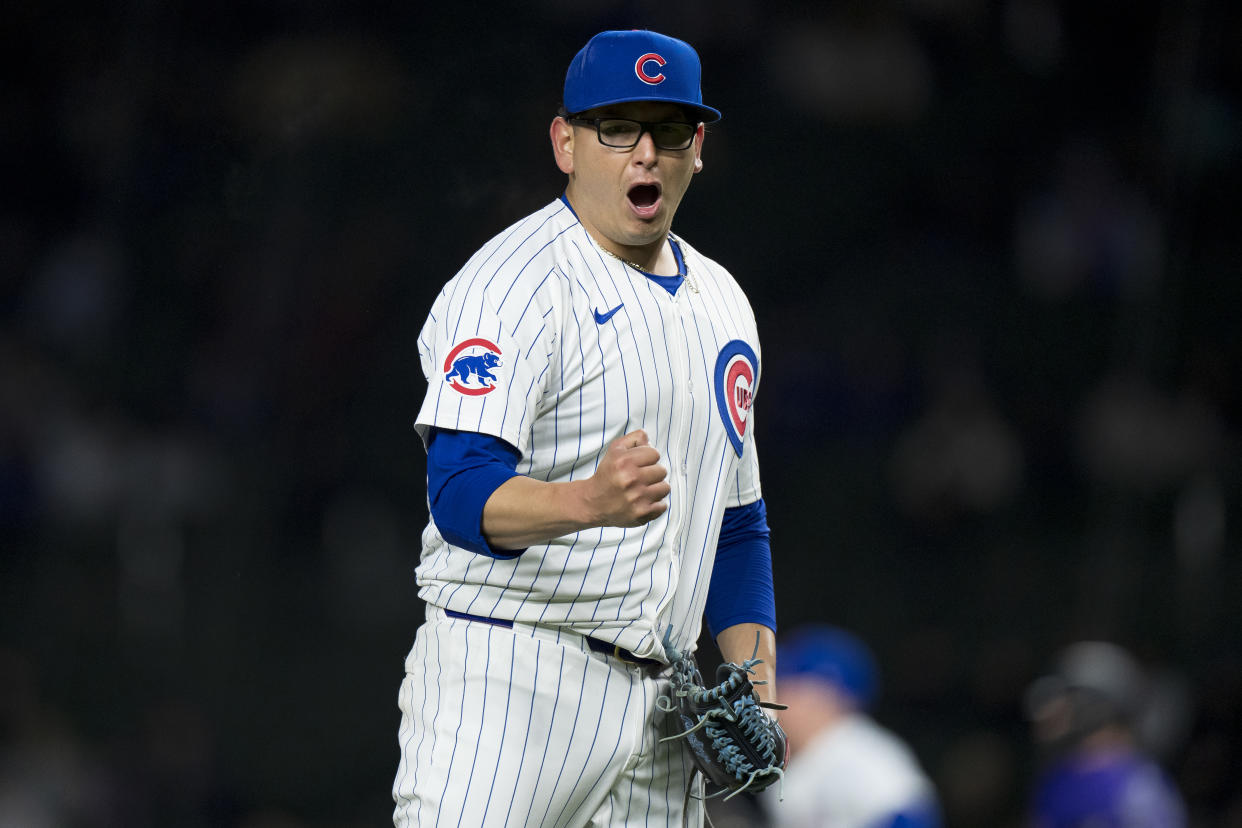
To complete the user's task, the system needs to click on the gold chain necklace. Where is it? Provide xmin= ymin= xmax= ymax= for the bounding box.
xmin=597 ymin=237 xmax=698 ymax=293
xmin=597 ymin=243 xmax=655 ymax=273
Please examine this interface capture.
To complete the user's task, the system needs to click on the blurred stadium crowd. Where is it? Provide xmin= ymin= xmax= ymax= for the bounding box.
xmin=3 ymin=1 xmax=1240 ymax=826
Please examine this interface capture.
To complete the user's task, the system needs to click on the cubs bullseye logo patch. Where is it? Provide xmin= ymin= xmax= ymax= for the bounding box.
xmin=714 ymin=340 xmax=759 ymax=457
xmin=443 ymin=338 xmax=503 ymax=396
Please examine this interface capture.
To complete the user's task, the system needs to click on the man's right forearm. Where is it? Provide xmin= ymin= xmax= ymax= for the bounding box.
xmin=480 ymin=475 xmax=595 ymax=549
xmin=480 ymin=429 xmax=670 ymax=549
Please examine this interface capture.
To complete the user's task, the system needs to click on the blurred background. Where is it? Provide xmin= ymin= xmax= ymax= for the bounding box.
xmin=3 ymin=0 xmax=1240 ymax=825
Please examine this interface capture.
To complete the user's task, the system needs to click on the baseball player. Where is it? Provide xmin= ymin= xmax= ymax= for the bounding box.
xmin=1025 ymin=641 xmax=1187 ymax=828
xmin=391 ymin=29 xmax=779 ymax=827
xmin=763 ymin=625 xmax=941 ymax=828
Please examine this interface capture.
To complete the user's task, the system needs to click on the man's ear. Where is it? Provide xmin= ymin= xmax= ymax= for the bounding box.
xmin=693 ymin=123 xmax=705 ymax=173
xmin=551 ymin=117 xmax=575 ymax=174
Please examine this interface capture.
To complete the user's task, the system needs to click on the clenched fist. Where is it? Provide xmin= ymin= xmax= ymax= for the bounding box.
xmin=585 ymin=430 xmax=670 ymax=527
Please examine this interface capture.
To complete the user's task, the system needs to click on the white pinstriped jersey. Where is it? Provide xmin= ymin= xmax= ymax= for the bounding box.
xmin=414 ymin=198 xmax=763 ymax=662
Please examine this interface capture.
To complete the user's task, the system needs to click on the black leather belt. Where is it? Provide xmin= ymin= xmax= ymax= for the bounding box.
xmin=444 ymin=609 xmax=663 ymax=669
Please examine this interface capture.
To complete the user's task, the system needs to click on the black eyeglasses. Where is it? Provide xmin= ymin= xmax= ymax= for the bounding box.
xmin=566 ymin=117 xmax=698 ymax=150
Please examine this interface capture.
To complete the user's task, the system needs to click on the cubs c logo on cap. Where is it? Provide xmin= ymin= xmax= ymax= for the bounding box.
xmin=714 ymin=340 xmax=759 ymax=457
xmin=443 ymin=338 xmax=503 ymax=396
xmin=635 ymin=52 xmax=666 ymax=85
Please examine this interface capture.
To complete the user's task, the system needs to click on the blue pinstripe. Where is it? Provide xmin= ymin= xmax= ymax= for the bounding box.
xmin=478 ymin=631 xmax=516 ymax=825
xmin=531 ymin=651 xmax=587 ymax=827
xmin=516 ymin=644 xmax=565 ymax=828
xmin=452 ymin=625 xmax=493 ymax=827
xmin=550 ymin=661 xmax=615 ymax=828
xmin=681 ymin=307 xmax=729 ymax=611
xmin=437 ymin=618 xmax=474 ymax=828
xmin=449 ymin=209 xmax=561 ymax=342
xmin=500 ymin=636 xmax=541 ymax=826
xmin=565 ymin=673 xmax=637 ymax=828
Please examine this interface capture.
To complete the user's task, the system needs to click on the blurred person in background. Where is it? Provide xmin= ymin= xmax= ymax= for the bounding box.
xmin=1025 ymin=640 xmax=1187 ymax=828
xmin=764 ymin=624 xmax=941 ymax=828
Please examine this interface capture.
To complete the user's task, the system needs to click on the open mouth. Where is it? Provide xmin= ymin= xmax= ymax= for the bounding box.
xmin=628 ymin=184 xmax=661 ymax=209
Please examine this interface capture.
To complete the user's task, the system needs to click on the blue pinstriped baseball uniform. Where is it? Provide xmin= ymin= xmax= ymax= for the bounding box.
xmin=393 ymin=195 xmax=767 ymax=827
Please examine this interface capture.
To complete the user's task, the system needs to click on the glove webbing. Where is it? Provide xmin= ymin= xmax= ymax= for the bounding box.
xmin=696 ymin=672 xmax=783 ymax=793
xmin=660 ymin=632 xmax=786 ymax=800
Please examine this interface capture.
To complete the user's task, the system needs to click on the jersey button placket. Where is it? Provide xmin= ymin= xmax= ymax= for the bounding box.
xmin=652 ymin=287 xmax=689 ymax=620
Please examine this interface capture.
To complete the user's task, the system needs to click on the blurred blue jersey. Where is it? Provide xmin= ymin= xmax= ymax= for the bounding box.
xmin=1033 ymin=751 xmax=1186 ymax=828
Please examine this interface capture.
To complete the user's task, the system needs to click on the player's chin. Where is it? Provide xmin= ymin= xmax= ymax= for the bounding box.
xmin=617 ymin=223 xmax=666 ymax=249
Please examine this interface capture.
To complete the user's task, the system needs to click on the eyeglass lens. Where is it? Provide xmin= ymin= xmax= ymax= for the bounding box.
xmin=596 ymin=119 xmax=695 ymax=150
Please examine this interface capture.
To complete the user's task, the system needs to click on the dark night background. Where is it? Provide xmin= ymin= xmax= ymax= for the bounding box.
xmin=3 ymin=1 xmax=1241 ymax=826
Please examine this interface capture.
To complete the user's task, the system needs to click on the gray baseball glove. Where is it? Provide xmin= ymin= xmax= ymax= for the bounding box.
xmin=659 ymin=631 xmax=788 ymax=800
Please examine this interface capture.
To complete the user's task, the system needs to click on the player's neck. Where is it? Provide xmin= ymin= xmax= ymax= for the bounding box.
xmin=602 ymin=238 xmax=674 ymax=276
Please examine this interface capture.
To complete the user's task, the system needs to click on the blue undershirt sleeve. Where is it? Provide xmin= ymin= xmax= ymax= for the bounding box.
xmin=425 ymin=427 xmax=524 ymax=558
xmin=704 ymin=498 xmax=776 ymax=639
xmin=885 ymin=804 xmax=942 ymax=828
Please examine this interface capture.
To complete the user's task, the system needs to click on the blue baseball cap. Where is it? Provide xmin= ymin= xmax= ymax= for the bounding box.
xmin=563 ymin=30 xmax=722 ymax=123
xmin=778 ymin=625 xmax=880 ymax=710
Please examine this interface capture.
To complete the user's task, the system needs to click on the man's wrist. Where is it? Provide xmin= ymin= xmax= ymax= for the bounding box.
xmin=560 ymin=478 xmax=600 ymax=528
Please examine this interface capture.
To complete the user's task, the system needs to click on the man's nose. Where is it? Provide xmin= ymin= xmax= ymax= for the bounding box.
xmin=631 ymin=129 xmax=658 ymax=163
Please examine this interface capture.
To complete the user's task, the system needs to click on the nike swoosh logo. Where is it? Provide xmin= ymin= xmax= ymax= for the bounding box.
xmin=593 ymin=303 xmax=624 ymax=324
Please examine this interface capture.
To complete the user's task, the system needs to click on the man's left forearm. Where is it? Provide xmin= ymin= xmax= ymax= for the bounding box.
xmin=716 ymin=622 xmax=778 ymax=709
